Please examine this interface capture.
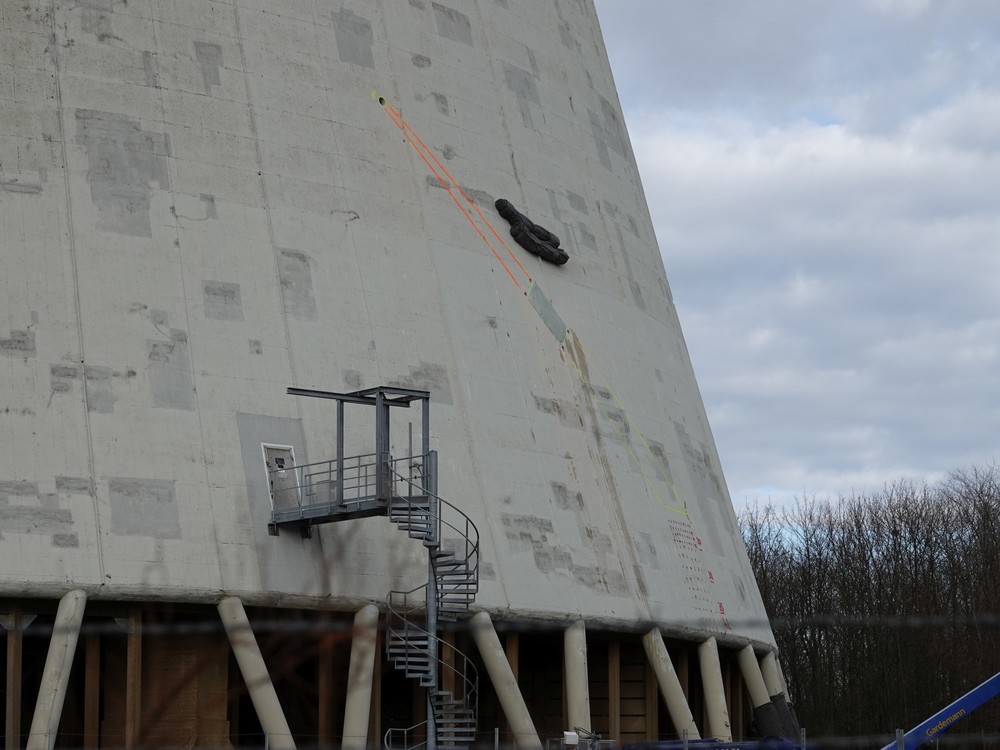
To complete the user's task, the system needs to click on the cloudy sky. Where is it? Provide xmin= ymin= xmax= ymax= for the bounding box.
xmin=592 ymin=0 xmax=1000 ymax=508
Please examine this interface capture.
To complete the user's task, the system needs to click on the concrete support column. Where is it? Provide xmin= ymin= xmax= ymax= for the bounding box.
xmin=698 ymin=637 xmax=731 ymax=741
xmin=342 ymin=604 xmax=380 ymax=750
xmin=642 ymin=629 xmax=699 ymax=740
xmin=760 ymin=651 xmax=798 ymax=738
xmin=564 ymin=620 xmax=591 ymax=732
xmin=26 ymin=590 xmax=87 ymax=750
xmin=471 ymin=612 xmax=543 ymax=750
xmin=737 ymin=645 xmax=783 ymax=738
xmin=218 ymin=597 xmax=296 ymax=750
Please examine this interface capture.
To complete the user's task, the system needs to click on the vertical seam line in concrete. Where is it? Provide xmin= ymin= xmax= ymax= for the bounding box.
xmin=149 ymin=0 xmax=227 ymax=586
xmin=49 ymin=0 xmax=105 ymax=581
xmin=374 ymin=0 xmax=513 ymax=610
xmin=231 ymin=0 xmax=306 ymax=432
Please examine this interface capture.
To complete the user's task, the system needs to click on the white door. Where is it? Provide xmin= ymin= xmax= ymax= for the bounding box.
xmin=263 ymin=445 xmax=298 ymax=510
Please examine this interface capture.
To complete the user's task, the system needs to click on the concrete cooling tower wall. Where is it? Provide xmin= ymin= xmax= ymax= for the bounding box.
xmin=0 ymin=1 xmax=794 ymax=747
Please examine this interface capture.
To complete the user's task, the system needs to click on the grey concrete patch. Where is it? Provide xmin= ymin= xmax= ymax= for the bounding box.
xmin=600 ymin=404 xmax=630 ymax=444
xmin=56 ymin=476 xmax=95 ymax=495
xmin=502 ymin=513 xmax=572 ymax=573
xmin=432 ymin=3 xmax=473 ymax=46
xmin=75 ymin=110 xmax=171 ymax=238
xmin=547 ymin=189 xmax=562 ymax=220
xmin=343 ymin=369 xmax=363 ymax=390
xmin=108 ymin=477 xmax=181 ymax=538
xmin=143 ymin=51 xmax=159 ymax=87
xmin=194 ymin=41 xmax=223 ymax=88
xmin=1 ymin=330 xmax=35 ymax=356
xmin=533 ymin=395 xmax=583 ymax=430
xmin=634 ymin=531 xmax=660 ymax=569
xmin=0 ymin=481 xmax=38 ymax=499
xmin=646 ymin=439 xmax=673 ymax=484
xmin=551 ymin=481 xmax=583 ymax=510
xmin=389 ymin=361 xmax=452 ymax=405
xmin=578 ymin=223 xmax=596 ymax=251
xmin=85 ymin=366 xmax=114 ymax=413
xmin=203 ymin=281 xmax=244 ymax=321
xmin=527 ymin=283 xmax=567 ymax=343
xmin=503 ymin=62 xmax=540 ymax=129
xmin=334 ymin=8 xmax=375 ymax=69
xmin=147 ymin=330 xmax=195 ymax=411
xmin=409 ymin=0 xmax=425 ymax=8
xmin=0 ymin=506 xmax=73 ymax=534
xmin=412 ymin=54 xmax=431 ymax=68
xmin=583 ymin=525 xmax=614 ymax=556
xmin=567 ymin=191 xmax=588 ymax=214
xmin=589 ymin=94 xmax=627 ymax=170
xmin=249 ymin=339 xmax=263 ymax=355
xmin=52 ymin=534 xmax=80 ymax=547
xmin=277 ymin=249 xmax=317 ymax=320
xmin=609 ymin=215 xmax=644 ymax=310
xmin=431 ymin=92 xmax=450 ymax=115
xmin=200 ymin=194 xmax=218 ymax=220
xmin=81 ymin=8 xmax=120 ymax=43
xmin=50 ymin=364 xmax=81 ymax=393
xmin=559 ymin=22 xmax=574 ymax=48
xmin=1 ymin=181 xmax=42 ymax=194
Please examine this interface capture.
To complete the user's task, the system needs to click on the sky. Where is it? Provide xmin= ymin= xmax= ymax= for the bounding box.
xmin=592 ymin=0 xmax=1000 ymax=509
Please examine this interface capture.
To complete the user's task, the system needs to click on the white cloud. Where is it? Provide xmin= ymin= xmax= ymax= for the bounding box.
xmin=593 ymin=0 xmax=1000 ymax=507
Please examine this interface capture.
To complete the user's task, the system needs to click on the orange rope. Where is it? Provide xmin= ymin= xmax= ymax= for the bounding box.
xmin=381 ymin=100 xmax=533 ymax=286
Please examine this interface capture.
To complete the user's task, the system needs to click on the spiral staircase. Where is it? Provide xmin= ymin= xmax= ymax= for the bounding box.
xmin=267 ymin=386 xmax=480 ymax=750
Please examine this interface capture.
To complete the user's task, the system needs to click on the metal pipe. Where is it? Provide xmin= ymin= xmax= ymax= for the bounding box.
xmin=426 ymin=557 xmax=439 ymax=750
xmin=564 ymin=620 xmax=591 ymax=732
xmin=698 ymin=637 xmax=731 ymax=741
xmin=471 ymin=612 xmax=543 ymax=750
xmin=642 ymin=629 xmax=700 ymax=740
xmin=342 ymin=604 xmax=380 ymax=750
xmin=218 ymin=597 xmax=296 ymax=750
xmin=26 ymin=590 xmax=87 ymax=750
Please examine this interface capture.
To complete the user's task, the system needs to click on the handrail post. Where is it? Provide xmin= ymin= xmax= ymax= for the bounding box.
xmin=336 ymin=400 xmax=345 ymax=504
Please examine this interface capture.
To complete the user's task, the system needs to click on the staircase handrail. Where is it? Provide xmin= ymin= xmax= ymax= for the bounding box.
xmin=385 ymin=585 xmax=479 ymax=715
xmin=388 ymin=462 xmax=480 ymax=584
xmin=384 ymin=721 xmax=429 ymax=750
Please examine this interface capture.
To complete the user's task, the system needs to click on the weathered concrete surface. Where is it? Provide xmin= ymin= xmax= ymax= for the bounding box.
xmin=0 ymin=0 xmax=774 ymax=647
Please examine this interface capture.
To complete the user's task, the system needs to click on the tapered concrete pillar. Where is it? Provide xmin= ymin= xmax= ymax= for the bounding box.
xmin=471 ymin=612 xmax=543 ymax=750
xmin=218 ymin=597 xmax=296 ymax=750
xmin=760 ymin=651 xmax=798 ymax=738
xmin=342 ymin=604 xmax=380 ymax=750
xmin=642 ymin=629 xmax=699 ymax=740
xmin=698 ymin=637 xmax=731 ymax=741
xmin=564 ymin=620 xmax=591 ymax=732
xmin=775 ymin=656 xmax=800 ymax=730
xmin=738 ymin=645 xmax=783 ymax=739
xmin=26 ymin=590 xmax=87 ymax=750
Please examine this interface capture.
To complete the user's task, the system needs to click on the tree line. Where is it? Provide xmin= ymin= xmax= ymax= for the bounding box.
xmin=739 ymin=465 xmax=1000 ymax=745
